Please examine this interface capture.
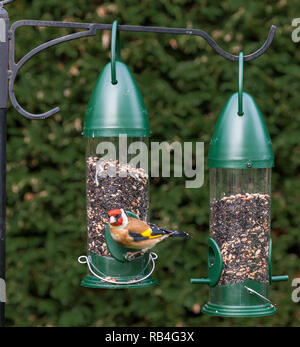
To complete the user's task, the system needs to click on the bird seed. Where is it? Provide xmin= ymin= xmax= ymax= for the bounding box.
xmin=210 ymin=193 xmax=270 ymax=285
xmin=86 ymin=157 xmax=149 ymax=257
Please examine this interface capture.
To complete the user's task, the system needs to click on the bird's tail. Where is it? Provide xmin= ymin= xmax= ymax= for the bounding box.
xmin=169 ymin=230 xmax=192 ymax=238
xmin=148 ymin=223 xmax=192 ymax=238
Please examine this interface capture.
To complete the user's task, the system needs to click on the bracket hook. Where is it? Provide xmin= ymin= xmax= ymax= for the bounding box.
xmin=110 ymin=20 xmax=121 ymax=84
xmin=238 ymin=51 xmax=244 ymax=116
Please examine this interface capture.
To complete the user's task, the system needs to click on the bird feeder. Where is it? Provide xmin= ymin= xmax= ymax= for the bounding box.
xmin=191 ymin=53 xmax=288 ymax=316
xmin=0 ymin=1 xmax=279 ymax=325
xmin=78 ymin=21 xmax=157 ymax=288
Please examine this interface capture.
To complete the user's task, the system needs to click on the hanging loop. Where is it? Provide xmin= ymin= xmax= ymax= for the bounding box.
xmin=238 ymin=51 xmax=244 ymax=116
xmin=111 ymin=20 xmax=121 ymax=85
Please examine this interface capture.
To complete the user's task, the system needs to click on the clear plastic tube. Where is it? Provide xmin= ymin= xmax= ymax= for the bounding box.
xmin=210 ymin=168 xmax=271 ymax=285
xmin=86 ymin=137 xmax=149 ymax=257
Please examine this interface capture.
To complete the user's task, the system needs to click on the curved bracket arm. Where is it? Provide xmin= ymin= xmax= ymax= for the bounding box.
xmin=116 ymin=24 xmax=277 ymax=62
xmin=8 ymin=19 xmax=276 ymax=120
xmin=0 ymin=0 xmax=14 ymax=6
xmin=9 ymin=24 xmax=97 ymax=119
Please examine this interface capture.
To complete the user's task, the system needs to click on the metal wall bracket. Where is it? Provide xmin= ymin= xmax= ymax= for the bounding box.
xmin=6 ymin=14 xmax=277 ymax=120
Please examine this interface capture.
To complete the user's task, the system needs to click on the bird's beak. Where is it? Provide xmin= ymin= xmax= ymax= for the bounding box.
xmin=109 ymin=216 xmax=117 ymax=224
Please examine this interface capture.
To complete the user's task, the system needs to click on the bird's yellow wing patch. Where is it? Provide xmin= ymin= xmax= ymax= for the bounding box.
xmin=141 ymin=228 xmax=162 ymax=239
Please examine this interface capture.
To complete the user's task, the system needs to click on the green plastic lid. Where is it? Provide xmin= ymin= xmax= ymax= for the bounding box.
xmin=208 ymin=92 xmax=274 ymax=168
xmin=83 ymin=61 xmax=150 ymax=137
xmin=83 ymin=20 xmax=150 ymax=138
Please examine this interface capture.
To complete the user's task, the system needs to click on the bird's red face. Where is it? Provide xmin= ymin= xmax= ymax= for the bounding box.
xmin=108 ymin=209 xmax=124 ymax=226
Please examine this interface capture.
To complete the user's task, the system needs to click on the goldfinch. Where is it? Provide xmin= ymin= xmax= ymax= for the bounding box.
xmin=108 ymin=209 xmax=191 ymax=260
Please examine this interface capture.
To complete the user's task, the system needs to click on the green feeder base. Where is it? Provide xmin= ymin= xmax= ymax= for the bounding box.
xmin=202 ymin=302 xmax=276 ymax=317
xmin=79 ymin=252 xmax=158 ymax=289
xmin=81 ymin=274 xmax=157 ymax=289
xmin=201 ymin=280 xmax=277 ymax=317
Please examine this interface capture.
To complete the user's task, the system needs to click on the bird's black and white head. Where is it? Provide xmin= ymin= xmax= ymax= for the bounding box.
xmin=108 ymin=209 xmax=129 ymax=228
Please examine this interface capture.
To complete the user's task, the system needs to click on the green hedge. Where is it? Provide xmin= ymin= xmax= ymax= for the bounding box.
xmin=5 ymin=0 xmax=300 ymax=326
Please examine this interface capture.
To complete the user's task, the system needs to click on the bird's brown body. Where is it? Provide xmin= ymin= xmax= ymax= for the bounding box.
xmin=108 ymin=209 xmax=191 ymax=259
xmin=110 ymin=217 xmax=168 ymax=250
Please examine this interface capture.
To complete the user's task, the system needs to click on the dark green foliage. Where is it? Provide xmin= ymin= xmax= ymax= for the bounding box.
xmin=5 ymin=0 xmax=300 ymax=326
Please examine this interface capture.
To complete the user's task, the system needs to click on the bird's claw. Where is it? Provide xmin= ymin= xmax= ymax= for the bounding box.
xmin=125 ymin=252 xmax=136 ymax=261
xmin=125 ymin=251 xmax=145 ymax=261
